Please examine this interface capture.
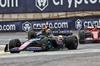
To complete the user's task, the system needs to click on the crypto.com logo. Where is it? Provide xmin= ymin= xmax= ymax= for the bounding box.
xmin=75 ymin=19 xmax=82 ymax=30
xmin=22 ymin=22 xmax=32 ymax=32
xmin=35 ymin=0 xmax=48 ymax=11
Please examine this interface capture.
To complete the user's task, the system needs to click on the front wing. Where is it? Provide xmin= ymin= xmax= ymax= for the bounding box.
xmin=83 ymin=38 xmax=100 ymax=41
xmin=4 ymin=44 xmax=42 ymax=52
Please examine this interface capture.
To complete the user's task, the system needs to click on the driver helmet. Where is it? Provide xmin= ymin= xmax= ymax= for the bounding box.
xmin=58 ymin=35 xmax=63 ymax=38
xmin=58 ymin=29 xmax=60 ymax=32
xmin=42 ymin=25 xmax=49 ymax=30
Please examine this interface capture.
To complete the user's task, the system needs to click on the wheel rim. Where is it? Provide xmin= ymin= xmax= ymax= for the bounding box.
xmin=47 ymin=41 xmax=52 ymax=48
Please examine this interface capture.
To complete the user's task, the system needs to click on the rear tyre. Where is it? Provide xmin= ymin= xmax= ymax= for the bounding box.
xmin=79 ymin=31 xmax=85 ymax=44
xmin=28 ymin=31 xmax=37 ymax=40
xmin=9 ymin=39 xmax=21 ymax=53
xmin=65 ymin=35 xmax=78 ymax=50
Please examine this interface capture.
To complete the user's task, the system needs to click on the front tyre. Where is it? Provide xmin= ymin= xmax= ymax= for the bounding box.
xmin=65 ymin=35 xmax=78 ymax=50
xmin=79 ymin=31 xmax=85 ymax=44
xmin=9 ymin=39 xmax=21 ymax=53
xmin=28 ymin=31 xmax=37 ymax=40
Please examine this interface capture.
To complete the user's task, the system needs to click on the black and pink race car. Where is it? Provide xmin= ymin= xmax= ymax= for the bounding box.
xmin=4 ymin=29 xmax=78 ymax=53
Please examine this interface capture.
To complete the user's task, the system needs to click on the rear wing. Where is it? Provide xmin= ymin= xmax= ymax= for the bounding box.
xmin=86 ymin=27 xmax=100 ymax=30
xmin=53 ymin=31 xmax=73 ymax=36
xmin=85 ymin=26 xmax=100 ymax=29
xmin=31 ymin=28 xmax=42 ymax=32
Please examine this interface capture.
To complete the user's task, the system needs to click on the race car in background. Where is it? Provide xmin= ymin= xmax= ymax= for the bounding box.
xmin=4 ymin=27 xmax=78 ymax=53
xmin=79 ymin=26 xmax=100 ymax=44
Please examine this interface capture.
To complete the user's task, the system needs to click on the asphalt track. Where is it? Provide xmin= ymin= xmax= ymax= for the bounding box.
xmin=0 ymin=31 xmax=100 ymax=66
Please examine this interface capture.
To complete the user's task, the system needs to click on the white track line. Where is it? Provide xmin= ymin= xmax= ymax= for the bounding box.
xmin=0 ymin=49 xmax=100 ymax=58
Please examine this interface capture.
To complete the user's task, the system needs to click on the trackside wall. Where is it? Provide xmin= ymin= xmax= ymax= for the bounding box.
xmin=0 ymin=0 xmax=100 ymax=32
xmin=0 ymin=11 xmax=100 ymax=22
xmin=1 ymin=18 xmax=100 ymax=32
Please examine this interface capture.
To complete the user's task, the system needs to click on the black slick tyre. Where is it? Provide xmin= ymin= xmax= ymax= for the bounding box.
xmin=28 ymin=31 xmax=37 ymax=40
xmin=65 ymin=35 xmax=78 ymax=50
xmin=79 ymin=31 xmax=85 ymax=44
xmin=9 ymin=39 xmax=21 ymax=53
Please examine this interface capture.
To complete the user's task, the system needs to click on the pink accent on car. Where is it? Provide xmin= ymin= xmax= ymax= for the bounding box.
xmin=19 ymin=42 xmax=31 ymax=50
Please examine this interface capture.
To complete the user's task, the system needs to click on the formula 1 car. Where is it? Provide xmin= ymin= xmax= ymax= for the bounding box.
xmin=79 ymin=27 xmax=100 ymax=44
xmin=4 ymin=28 xmax=78 ymax=53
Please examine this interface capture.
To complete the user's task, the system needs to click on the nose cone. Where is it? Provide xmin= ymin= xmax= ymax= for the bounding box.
xmin=92 ymin=32 xmax=98 ymax=40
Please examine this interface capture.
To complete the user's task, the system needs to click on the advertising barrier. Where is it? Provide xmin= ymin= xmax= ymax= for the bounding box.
xmin=0 ymin=0 xmax=100 ymax=13
xmin=0 ymin=18 xmax=100 ymax=32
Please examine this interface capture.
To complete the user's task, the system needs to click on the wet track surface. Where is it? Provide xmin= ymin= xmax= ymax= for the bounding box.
xmin=0 ymin=31 xmax=100 ymax=66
